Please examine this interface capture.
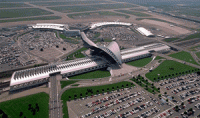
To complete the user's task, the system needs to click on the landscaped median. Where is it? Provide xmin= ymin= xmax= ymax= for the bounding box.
xmin=61 ymin=81 xmax=135 ymax=118
xmin=131 ymin=75 xmax=159 ymax=94
xmin=145 ymin=60 xmax=199 ymax=82
xmin=66 ymin=47 xmax=87 ymax=60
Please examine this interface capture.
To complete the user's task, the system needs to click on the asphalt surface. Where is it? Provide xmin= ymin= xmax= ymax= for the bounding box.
xmin=49 ymin=75 xmax=62 ymax=118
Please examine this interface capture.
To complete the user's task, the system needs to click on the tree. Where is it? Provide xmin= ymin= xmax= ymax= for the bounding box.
xmin=126 ymin=84 xmax=129 ymax=87
xmin=19 ymin=112 xmax=23 ymax=117
xmin=28 ymin=104 xmax=32 ymax=110
xmin=158 ymin=94 xmax=162 ymax=98
xmin=112 ymin=87 xmax=114 ymax=90
xmin=164 ymin=92 xmax=167 ymax=95
xmin=56 ymin=45 xmax=59 ymax=48
xmin=63 ymin=48 xmax=66 ymax=51
xmin=121 ymin=85 xmax=124 ymax=88
xmin=184 ymin=111 xmax=187 ymax=115
xmin=166 ymin=99 xmax=168 ymax=102
xmin=172 ymin=96 xmax=174 ymax=99
xmin=181 ymin=102 xmax=184 ymax=106
xmin=40 ymin=48 xmax=43 ymax=51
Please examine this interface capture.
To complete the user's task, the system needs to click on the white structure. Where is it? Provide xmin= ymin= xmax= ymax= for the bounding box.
xmin=90 ymin=22 xmax=132 ymax=30
xmin=31 ymin=23 xmax=69 ymax=31
xmin=136 ymin=27 xmax=154 ymax=37
xmin=121 ymin=43 xmax=170 ymax=62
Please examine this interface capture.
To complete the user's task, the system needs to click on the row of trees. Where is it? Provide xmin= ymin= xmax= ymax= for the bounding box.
xmin=153 ymin=69 xmax=200 ymax=82
xmin=68 ymin=83 xmax=134 ymax=101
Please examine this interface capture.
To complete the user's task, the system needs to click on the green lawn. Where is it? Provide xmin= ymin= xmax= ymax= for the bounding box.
xmin=196 ymin=52 xmax=200 ymax=59
xmin=59 ymin=32 xmax=79 ymax=44
xmin=164 ymin=38 xmax=179 ymax=42
xmin=60 ymin=80 xmax=78 ymax=89
xmin=189 ymin=45 xmax=200 ymax=51
xmin=0 ymin=3 xmax=30 ymax=8
xmin=32 ymin=1 xmax=111 ymax=6
xmin=94 ymin=32 xmax=100 ymax=38
xmin=136 ymin=18 xmax=174 ymax=24
xmin=126 ymin=57 xmax=152 ymax=67
xmin=145 ymin=60 xmax=198 ymax=81
xmin=155 ymin=56 xmax=164 ymax=60
xmin=182 ymin=33 xmax=200 ymax=41
xmin=67 ymin=11 xmax=130 ymax=19
xmin=66 ymin=47 xmax=87 ymax=60
xmin=116 ymin=10 xmax=151 ymax=17
xmin=0 ymin=92 xmax=49 ymax=118
xmin=0 ymin=16 xmax=61 ymax=23
xmin=0 ymin=8 xmax=53 ymax=19
xmin=169 ymin=51 xmax=199 ymax=65
xmin=61 ymin=81 xmax=135 ymax=118
xmin=69 ymin=69 xmax=111 ymax=79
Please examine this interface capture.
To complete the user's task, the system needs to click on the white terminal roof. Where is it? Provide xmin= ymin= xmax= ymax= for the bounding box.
xmin=136 ymin=27 xmax=154 ymax=37
xmin=10 ymin=58 xmax=106 ymax=86
xmin=31 ymin=23 xmax=68 ymax=31
xmin=90 ymin=22 xmax=132 ymax=29
xmin=121 ymin=43 xmax=170 ymax=60
xmin=10 ymin=43 xmax=170 ymax=87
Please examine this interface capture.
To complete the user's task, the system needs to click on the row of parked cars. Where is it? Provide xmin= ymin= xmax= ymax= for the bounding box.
xmin=115 ymin=101 xmax=154 ymax=118
xmin=159 ymin=73 xmax=198 ymax=86
xmin=82 ymin=94 xmax=145 ymax=118
xmin=187 ymin=96 xmax=200 ymax=104
xmin=180 ymin=88 xmax=200 ymax=99
xmin=86 ymin=90 xmax=143 ymax=108
xmin=172 ymin=82 xmax=200 ymax=94
xmin=81 ymin=97 xmax=147 ymax=118
xmin=155 ymin=109 xmax=173 ymax=118
xmin=165 ymin=78 xmax=200 ymax=90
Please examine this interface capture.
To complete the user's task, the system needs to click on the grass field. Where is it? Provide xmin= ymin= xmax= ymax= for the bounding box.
xmin=126 ymin=57 xmax=152 ymax=67
xmin=164 ymin=38 xmax=179 ymax=42
xmin=0 ymin=3 xmax=30 ymax=8
xmin=169 ymin=51 xmax=199 ymax=65
xmin=155 ymin=56 xmax=164 ymax=60
xmin=32 ymin=1 xmax=111 ymax=6
xmin=0 ymin=92 xmax=49 ymax=118
xmin=145 ymin=60 xmax=198 ymax=81
xmin=66 ymin=47 xmax=87 ymax=60
xmin=0 ymin=16 xmax=61 ymax=23
xmin=189 ymin=45 xmax=200 ymax=51
xmin=68 ymin=11 xmax=130 ymax=19
xmin=94 ymin=32 xmax=100 ymax=38
xmin=59 ymin=32 xmax=79 ymax=44
xmin=0 ymin=8 xmax=53 ymax=19
xmin=182 ymin=33 xmax=200 ymax=41
xmin=136 ymin=18 xmax=174 ymax=24
xmin=49 ymin=3 xmax=135 ymax=13
xmin=196 ymin=52 xmax=200 ymax=59
xmin=61 ymin=81 xmax=135 ymax=118
xmin=60 ymin=80 xmax=78 ymax=89
xmin=116 ymin=10 xmax=151 ymax=17
xmin=69 ymin=69 xmax=111 ymax=79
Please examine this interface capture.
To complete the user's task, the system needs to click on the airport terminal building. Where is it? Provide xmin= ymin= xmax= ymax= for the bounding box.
xmin=10 ymin=22 xmax=170 ymax=91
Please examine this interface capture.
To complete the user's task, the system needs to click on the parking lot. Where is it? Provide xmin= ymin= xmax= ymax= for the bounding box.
xmin=67 ymin=85 xmax=172 ymax=118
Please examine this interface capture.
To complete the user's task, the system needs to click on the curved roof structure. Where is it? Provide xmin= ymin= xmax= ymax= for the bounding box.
xmin=90 ymin=22 xmax=132 ymax=30
xmin=81 ymin=32 xmax=122 ymax=65
xmin=31 ymin=23 xmax=69 ymax=31
xmin=80 ymin=32 xmax=97 ymax=48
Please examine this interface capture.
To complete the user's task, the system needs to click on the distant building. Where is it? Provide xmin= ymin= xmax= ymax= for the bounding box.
xmin=136 ymin=27 xmax=154 ymax=37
